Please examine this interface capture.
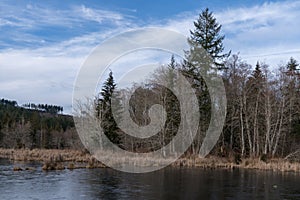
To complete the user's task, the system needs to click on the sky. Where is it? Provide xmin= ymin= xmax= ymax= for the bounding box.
xmin=1 ymin=0 xmax=300 ymax=113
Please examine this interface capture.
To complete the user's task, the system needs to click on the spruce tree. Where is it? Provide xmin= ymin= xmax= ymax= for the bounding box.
xmin=287 ymin=57 xmax=299 ymax=72
xmin=188 ymin=8 xmax=230 ymax=69
xmin=183 ymin=8 xmax=230 ymax=123
xmin=285 ymin=58 xmax=300 ymax=137
xmin=164 ymin=56 xmax=181 ymax=153
xmin=181 ymin=8 xmax=230 ymax=154
xmin=96 ymin=71 xmax=122 ymax=144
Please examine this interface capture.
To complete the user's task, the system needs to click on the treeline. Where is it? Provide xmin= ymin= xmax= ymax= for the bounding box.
xmin=221 ymin=56 xmax=300 ymax=159
xmin=91 ymin=8 xmax=300 ymax=160
xmin=0 ymin=99 xmax=17 ymax=107
xmin=94 ymin=57 xmax=300 ymax=159
xmin=0 ymin=99 xmax=82 ymax=149
xmin=0 ymin=98 xmax=64 ymax=114
xmin=22 ymin=103 xmax=63 ymax=114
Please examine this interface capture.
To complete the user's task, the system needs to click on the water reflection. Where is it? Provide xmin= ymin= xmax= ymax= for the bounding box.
xmin=0 ymin=159 xmax=299 ymax=200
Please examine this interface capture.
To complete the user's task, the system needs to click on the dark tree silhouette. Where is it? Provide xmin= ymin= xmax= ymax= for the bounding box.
xmin=188 ymin=8 xmax=231 ymax=69
xmin=96 ymin=71 xmax=122 ymax=144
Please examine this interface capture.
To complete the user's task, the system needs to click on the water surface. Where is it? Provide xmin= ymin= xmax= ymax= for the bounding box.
xmin=0 ymin=159 xmax=299 ymax=199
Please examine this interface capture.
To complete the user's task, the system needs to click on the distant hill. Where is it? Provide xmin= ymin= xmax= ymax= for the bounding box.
xmin=0 ymin=98 xmax=82 ymax=149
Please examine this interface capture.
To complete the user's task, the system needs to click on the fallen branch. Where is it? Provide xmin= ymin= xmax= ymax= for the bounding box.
xmin=284 ymin=150 xmax=300 ymax=160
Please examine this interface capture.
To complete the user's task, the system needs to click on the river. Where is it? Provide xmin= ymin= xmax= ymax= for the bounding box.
xmin=0 ymin=159 xmax=299 ymax=199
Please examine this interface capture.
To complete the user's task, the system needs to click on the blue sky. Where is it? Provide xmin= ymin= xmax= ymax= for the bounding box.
xmin=1 ymin=0 xmax=300 ymax=113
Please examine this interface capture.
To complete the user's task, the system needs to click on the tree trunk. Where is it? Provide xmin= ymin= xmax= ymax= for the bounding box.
xmin=239 ymin=99 xmax=245 ymax=156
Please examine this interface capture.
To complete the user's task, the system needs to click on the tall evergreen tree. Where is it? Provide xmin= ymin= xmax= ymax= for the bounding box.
xmin=181 ymin=8 xmax=231 ymax=154
xmin=245 ymin=62 xmax=266 ymax=156
xmin=285 ymin=58 xmax=300 ymax=141
xmin=164 ymin=56 xmax=181 ymax=154
xmin=181 ymin=8 xmax=230 ymax=154
xmin=96 ymin=71 xmax=122 ymax=144
xmin=287 ymin=57 xmax=299 ymax=72
xmin=188 ymin=8 xmax=230 ymax=69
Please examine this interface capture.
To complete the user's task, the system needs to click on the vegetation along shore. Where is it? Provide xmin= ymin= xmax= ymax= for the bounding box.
xmin=1 ymin=148 xmax=300 ymax=173
xmin=1 ymin=9 xmax=299 ymax=173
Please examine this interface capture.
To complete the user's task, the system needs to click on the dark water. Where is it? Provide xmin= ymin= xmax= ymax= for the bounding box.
xmin=0 ymin=159 xmax=299 ymax=200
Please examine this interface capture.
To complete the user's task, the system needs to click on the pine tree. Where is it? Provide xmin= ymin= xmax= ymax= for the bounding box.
xmin=287 ymin=57 xmax=299 ymax=72
xmin=164 ymin=56 xmax=181 ymax=153
xmin=181 ymin=8 xmax=231 ymax=154
xmin=188 ymin=8 xmax=230 ymax=69
xmin=245 ymin=62 xmax=267 ymax=156
xmin=285 ymin=58 xmax=300 ymax=140
xmin=96 ymin=71 xmax=122 ymax=144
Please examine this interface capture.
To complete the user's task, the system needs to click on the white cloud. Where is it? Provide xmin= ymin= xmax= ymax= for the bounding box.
xmin=0 ymin=26 xmax=137 ymax=113
xmin=0 ymin=50 xmax=82 ymax=111
xmin=2 ymin=0 xmax=300 ymax=113
xmin=78 ymin=5 xmax=124 ymax=24
xmin=0 ymin=2 xmax=137 ymax=113
xmin=159 ymin=0 xmax=300 ymax=66
xmin=0 ymin=2 xmax=135 ymax=51
xmin=0 ymin=3 xmax=129 ymax=29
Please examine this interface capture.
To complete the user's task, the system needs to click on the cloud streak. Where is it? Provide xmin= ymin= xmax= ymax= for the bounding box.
xmin=1 ymin=0 xmax=300 ymax=113
xmin=0 ymin=3 xmax=129 ymax=28
xmin=160 ymin=0 xmax=300 ymax=65
xmin=0 ymin=2 xmax=134 ymax=49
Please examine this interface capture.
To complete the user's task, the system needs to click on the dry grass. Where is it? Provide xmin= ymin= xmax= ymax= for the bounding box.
xmin=1 ymin=148 xmax=300 ymax=172
xmin=42 ymin=161 xmax=65 ymax=170
xmin=173 ymin=156 xmax=300 ymax=172
xmin=0 ymin=148 xmax=91 ymax=162
xmin=0 ymin=148 xmax=106 ymax=170
xmin=241 ymin=158 xmax=300 ymax=172
xmin=173 ymin=156 xmax=237 ymax=169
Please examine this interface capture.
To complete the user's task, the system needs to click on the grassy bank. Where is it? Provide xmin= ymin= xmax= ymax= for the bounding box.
xmin=0 ymin=148 xmax=91 ymax=162
xmin=0 ymin=148 xmax=105 ymax=170
xmin=1 ymin=148 xmax=299 ymax=172
xmin=173 ymin=156 xmax=300 ymax=173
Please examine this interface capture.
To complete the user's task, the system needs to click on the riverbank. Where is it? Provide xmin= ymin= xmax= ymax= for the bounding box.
xmin=0 ymin=148 xmax=105 ymax=170
xmin=174 ymin=156 xmax=300 ymax=172
xmin=1 ymin=148 xmax=299 ymax=172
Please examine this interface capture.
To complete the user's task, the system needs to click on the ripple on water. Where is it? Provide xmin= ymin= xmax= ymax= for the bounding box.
xmin=0 ymin=160 xmax=300 ymax=200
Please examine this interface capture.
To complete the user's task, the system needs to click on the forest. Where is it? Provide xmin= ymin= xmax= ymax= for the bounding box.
xmin=1 ymin=8 xmax=299 ymax=163
xmin=0 ymin=99 xmax=81 ymax=149
xmin=92 ymin=8 xmax=300 ymax=162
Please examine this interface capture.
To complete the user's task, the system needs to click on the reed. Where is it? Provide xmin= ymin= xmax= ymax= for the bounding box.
xmin=1 ymin=148 xmax=299 ymax=172
xmin=0 ymin=148 xmax=91 ymax=162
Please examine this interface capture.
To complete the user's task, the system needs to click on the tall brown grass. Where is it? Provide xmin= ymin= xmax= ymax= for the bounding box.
xmin=0 ymin=148 xmax=91 ymax=162
xmin=1 ymin=148 xmax=299 ymax=172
